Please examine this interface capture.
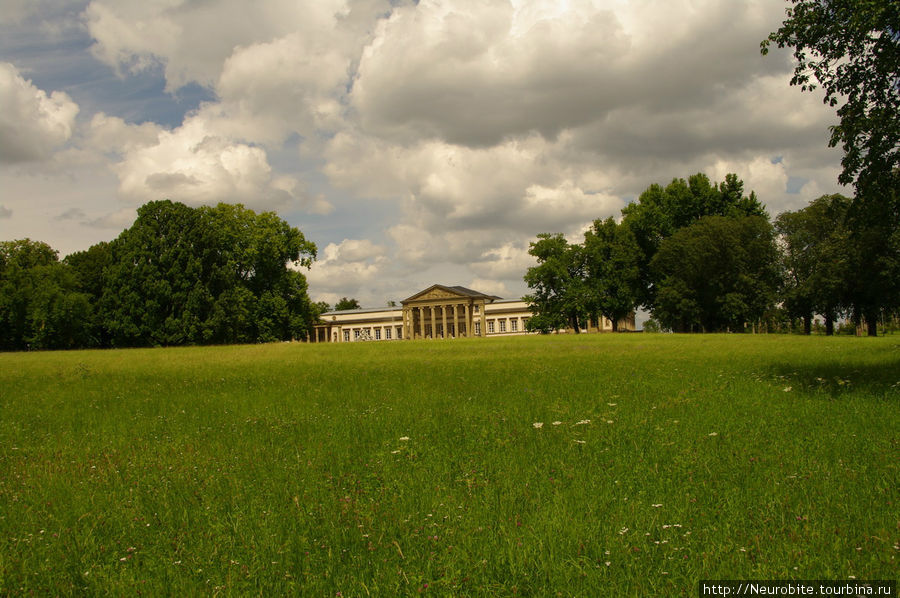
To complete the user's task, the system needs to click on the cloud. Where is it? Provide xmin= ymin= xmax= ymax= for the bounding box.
xmin=305 ymin=238 xmax=390 ymax=303
xmin=0 ymin=62 xmax=79 ymax=162
xmin=469 ymin=277 xmax=510 ymax=298
xmin=84 ymin=0 xmax=393 ymax=93
xmin=107 ymin=114 xmax=333 ymax=213
xmin=0 ymin=205 xmax=12 ymax=219
xmin=470 ymin=242 xmax=535 ymax=280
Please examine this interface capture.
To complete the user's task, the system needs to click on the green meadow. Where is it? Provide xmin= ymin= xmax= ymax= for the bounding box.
xmin=1 ymin=335 xmax=897 ymax=595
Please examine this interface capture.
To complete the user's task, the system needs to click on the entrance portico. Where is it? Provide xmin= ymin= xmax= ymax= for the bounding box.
xmin=400 ymin=285 xmax=499 ymax=340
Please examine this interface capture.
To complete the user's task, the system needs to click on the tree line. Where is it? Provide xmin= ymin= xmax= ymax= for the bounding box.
xmin=0 ymin=200 xmax=318 ymax=350
xmin=524 ymin=172 xmax=899 ymax=336
xmin=527 ymin=0 xmax=899 ymax=336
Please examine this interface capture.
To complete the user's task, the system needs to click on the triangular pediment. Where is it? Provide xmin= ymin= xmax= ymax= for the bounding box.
xmin=401 ymin=284 xmax=500 ymax=305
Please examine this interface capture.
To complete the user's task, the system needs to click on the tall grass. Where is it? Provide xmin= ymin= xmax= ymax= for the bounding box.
xmin=1 ymin=335 xmax=897 ymax=595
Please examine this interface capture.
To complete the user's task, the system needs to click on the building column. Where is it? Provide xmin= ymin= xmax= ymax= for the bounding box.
xmin=430 ymin=306 xmax=436 ymax=339
xmin=441 ymin=304 xmax=448 ymax=338
xmin=480 ymin=300 xmax=487 ymax=336
xmin=463 ymin=303 xmax=471 ymax=337
xmin=418 ymin=306 xmax=426 ymax=339
xmin=452 ymin=303 xmax=459 ymax=338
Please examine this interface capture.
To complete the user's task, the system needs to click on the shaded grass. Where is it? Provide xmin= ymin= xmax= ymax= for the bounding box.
xmin=0 ymin=334 xmax=897 ymax=595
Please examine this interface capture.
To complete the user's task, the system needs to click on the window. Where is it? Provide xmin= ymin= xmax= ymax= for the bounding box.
xmin=475 ymin=322 xmax=481 ymax=335
xmin=474 ymin=304 xmax=480 ymax=314
xmin=385 ymin=328 xmax=391 ymax=340
xmin=487 ymin=320 xmax=495 ymax=333
xmin=510 ymin=319 xmax=518 ymax=332
xmin=397 ymin=326 xmax=403 ymax=339
xmin=375 ymin=328 xmax=382 ymax=340
xmin=354 ymin=329 xmax=361 ymax=340
xmin=343 ymin=330 xmax=350 ymax=342
xmin=499 ymin=319 xmax=506 ymax=332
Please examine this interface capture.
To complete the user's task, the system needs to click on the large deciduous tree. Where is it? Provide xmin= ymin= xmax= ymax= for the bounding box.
xmin=0 ymin=239 xmax=93 ymax=350
xmin=621 ymin=173 xmax=768 ymax=312
xmin=650 ymin=216 xmax=780 ymax=333
xmin=524 ymin=233 xmax=587 ymax=333
xmin=100 ymin=200 xmax=317 ymax=347
xmin=582 ymin=217 xmax=641 ymax=331
xmin=775 ymin=194 xmax=852 ymax=335
xmin=762 ymin=0 xmax=900 ymax=197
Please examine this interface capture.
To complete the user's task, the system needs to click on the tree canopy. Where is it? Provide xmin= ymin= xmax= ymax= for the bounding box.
xmin=775 ymin=194 xmax=852 ymax=334
xmin=762 ymin=0 xmax=900 ymax=197
xmin=523 ymin=233 xmax=587 ymax=333
xmin=0 ymin=201 xmax=318 ymax=350
xmin=334 ymin=297 xmax=362 ymax=311
xmin=651 ymin=215 xmax=780 ymax=333
xmin=0 ymin=240 xmax=93 ymax=350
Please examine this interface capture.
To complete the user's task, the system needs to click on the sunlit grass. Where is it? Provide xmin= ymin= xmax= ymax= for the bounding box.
xmin=1 ymin=335 xmax=897 ymax=595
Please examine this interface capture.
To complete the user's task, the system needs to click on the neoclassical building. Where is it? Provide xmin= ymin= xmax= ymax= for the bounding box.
xmin=310 ymin=284 xmax=634 ymax=342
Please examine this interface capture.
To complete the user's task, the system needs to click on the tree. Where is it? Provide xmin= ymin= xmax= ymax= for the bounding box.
xmin=524 ymin=233 xmax=587 ymax=333
xmin=650 ymin=216 xmax=780 ymax=332
xmin=0 ymin=239 xmax=92 ymax=350
xmin=100 ymin=200 xmax=317 ymax=347
xmin=621 ymin=173 xmax=768 ymax=311
xmin=334 ymin=297 xmax=361 ymax=311
xmin=762 ymin=0 xmax=900 ymax=197
xmin=843 ymin=180 xmax=900 ymax=335
xmin=582 ymin=217 xmax=641 ymax=331
xmin=64 ymin=242 xmax=113 ymax=346
xmin=775 ymin=194 xmax=852 ymax=334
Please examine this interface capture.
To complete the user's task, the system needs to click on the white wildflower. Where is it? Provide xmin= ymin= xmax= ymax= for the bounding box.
xmin=574 ymin=419 xmax=591 ymax=425
xmin=533 ymin=422 xmax=543 ymax=429
xmin=399 ymin=436 xmax=409 ymax=441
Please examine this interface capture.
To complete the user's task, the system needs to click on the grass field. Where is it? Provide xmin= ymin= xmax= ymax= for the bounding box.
xmin=1 ymin=334 xmax=897 ymax=595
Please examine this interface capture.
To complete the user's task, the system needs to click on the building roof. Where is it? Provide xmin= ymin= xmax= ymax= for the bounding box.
xmin=401 ymin=284 xmax=502 ymax=305
xmin=320 ymin=306 xmax=400 ymax=316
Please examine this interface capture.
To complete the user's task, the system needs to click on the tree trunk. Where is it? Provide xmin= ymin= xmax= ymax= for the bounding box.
xmin=570 ymin=314 xmax=581 ymax=334
xmin=824 ymin=314 xmax=834 ymax=336
xmin=866 ymin=312 xmax=878 ymax=337
xmin=611 ymin=318 xmax=619 ymax=332
xmin=802 ymin=315 xmax=811 ymax=335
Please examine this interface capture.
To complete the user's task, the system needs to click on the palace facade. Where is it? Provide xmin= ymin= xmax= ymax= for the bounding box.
xmin=311 ymin=284 xmax=634 ymax=342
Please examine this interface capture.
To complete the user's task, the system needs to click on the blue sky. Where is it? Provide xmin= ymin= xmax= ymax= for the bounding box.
xmin=0 ymin=0 xmax=846 ymax=307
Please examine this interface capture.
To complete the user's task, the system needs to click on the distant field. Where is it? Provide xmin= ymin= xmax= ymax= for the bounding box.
xmin=1 ymin=335 xmax=897 ymax=595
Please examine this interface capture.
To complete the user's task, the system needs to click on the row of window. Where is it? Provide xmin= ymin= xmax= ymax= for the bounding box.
xmin=336 ymin=317 xmax=531 ymax=341
xmin=486 ymin=317 xmax=527 ymax=333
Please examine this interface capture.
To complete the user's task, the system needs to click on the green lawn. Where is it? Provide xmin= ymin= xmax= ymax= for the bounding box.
xmin=1 ymin=334 xmax=897 ymax=595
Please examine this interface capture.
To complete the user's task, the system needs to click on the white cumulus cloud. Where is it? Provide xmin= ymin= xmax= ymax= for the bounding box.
xmin=0 ymin=62 xmax=79 ymax=163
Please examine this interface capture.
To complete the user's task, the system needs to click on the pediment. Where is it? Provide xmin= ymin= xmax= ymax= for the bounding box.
xmin=402 ymin=284 xmax=498 ymax=305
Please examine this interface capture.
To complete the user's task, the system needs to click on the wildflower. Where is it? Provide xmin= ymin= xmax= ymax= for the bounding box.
xmin=399 ymin=436 xmax=410 ymax=441
xmin=604 ymin=561 xmax=611 ymax=566
xmin=651 ymin=503 xmax=663 ymax=508
xmin=618 ymin=527 xmax=628 ymax=535
xmin=574 ymin=419 xmax=590 ymax=425
xmin=573 ymin=439 xmax=586 ymax=444
xmin=607 ymin=420 xmax=614 ymax=424
xmin=783 ymin=386 xmax=792 ymax=392
xmin=608 ymin=403 xmax=617 ymax=406
xmin=533 ymin=422 xmax=543 ymax=429
xmin=391 ymin=450 xmax=400 ymax=454
xmin=552 ymin=421 xmax=562 ymax=426
xmin=708 ymin=432 xmax=718 ymax=436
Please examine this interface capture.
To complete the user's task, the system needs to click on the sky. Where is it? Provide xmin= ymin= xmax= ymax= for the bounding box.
xmin=0 ymin=0 xmax=847 ymax=308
